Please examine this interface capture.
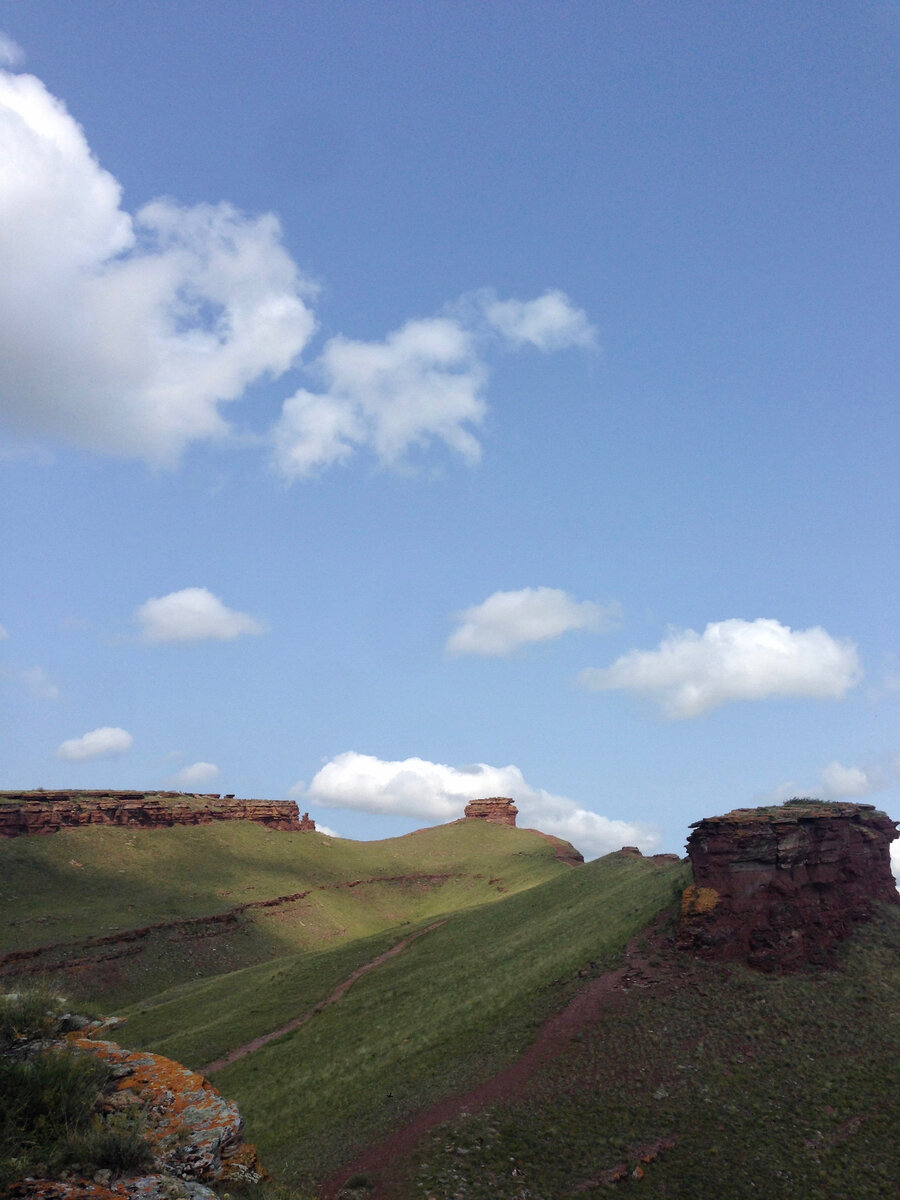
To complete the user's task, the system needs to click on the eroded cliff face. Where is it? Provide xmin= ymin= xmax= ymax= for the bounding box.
xmin=679 ymin=799 xmax=899 ymax=971
xmin=0 ymin=790 xmax=314 ymax=837
xmin=463 ymin=797 xmax=518 ymax=826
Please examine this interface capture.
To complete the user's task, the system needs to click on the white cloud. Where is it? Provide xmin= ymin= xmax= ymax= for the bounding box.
xmin=273 ymin=317 xmax=486 ymax=478
xmin=760 ymin=758 xmax=882 ymax=805
xmin=891 ymin=839 xmax=900 ymax=887
xmin=447 ymin=587 xmax=619 ymax=657
xmin=174 ymin=761 xmax=220 ymax=787
xmin=135 ymin=587 xmax=266 ymax=643
xmin=21 ymin=666 xmax=59 ymax=700
xmin=0 ymin=34 xmax=23 ymax=68
xmin=818 ymin=760 xmax=877 ymax=800
xmin=302 ymin=750 xmax=658 ymax=859
xmin=0 ymin=67 xmax=317 ymax=465
xmin=481 ymin=289 xmax=597 ymax=350
xmin=57 ymin=726 xmax=133 ymax=761
xmin=315 ymin=823 xmax=342 ymax=838
xmin=578 ymin=618 xmax=861 ymax=718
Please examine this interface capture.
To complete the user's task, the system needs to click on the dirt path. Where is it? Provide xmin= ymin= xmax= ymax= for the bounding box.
xmin=202 ymin=921 xmax=446 ymax=1076
xmin=321 ymin=913 xmax=681 ymax=1200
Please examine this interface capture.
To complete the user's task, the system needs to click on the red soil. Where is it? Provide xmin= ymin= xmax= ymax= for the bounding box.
xmin=322 ymin=915 xmax=683 ymax=1199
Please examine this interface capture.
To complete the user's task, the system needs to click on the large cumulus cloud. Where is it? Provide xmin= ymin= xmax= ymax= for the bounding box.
xmin=297 ymin=751 xmax=659 ymax=859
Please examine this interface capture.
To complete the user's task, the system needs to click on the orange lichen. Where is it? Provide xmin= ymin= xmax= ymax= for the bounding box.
xmin=680 ymin=884 xmax=719 ymax=917
xmin=66 ymin=1034 xmax=247 ymax=1180
xmin=5 ymin=1183 xmax=129 ymax=1200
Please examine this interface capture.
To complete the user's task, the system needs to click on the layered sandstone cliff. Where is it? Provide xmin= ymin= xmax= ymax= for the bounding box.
xmin=463 ymin=797 xmax=518 ymax=826
xmin=0 ymin=790 xmax=315 ymax=837
xmin=679 ymin=799 xmax=899 ymax=971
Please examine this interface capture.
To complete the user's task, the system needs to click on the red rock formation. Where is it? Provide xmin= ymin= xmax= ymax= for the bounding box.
xmin=679 ymin=799 xmax=900 ymax=971
xmin=0 ymin=790 xmax=312 ymax=837
xmin=463 ymin=797 xmax=518 ymax=826
xmin=615 ymin=845 xmax=683 ymax=865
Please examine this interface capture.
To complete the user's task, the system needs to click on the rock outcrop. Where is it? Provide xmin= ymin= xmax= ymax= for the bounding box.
xmin=679 ymin=799 xmax=900 ymax=971
xmin=463 ymin=797 xmax=518 ymax=826
xmin=616 ymin=846 xmax=683 ymax=865
xmin=4 ymin=1006 xmax=266 ymax=1200
xmin=0 ymin=790 xmax=314 ymax=838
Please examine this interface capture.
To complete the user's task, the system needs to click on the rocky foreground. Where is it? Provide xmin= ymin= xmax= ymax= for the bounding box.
xmin=4 ymin=1008 xmax=265 ymax=1200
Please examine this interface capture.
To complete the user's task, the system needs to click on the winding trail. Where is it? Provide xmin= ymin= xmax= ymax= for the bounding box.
xmin=321 ymin=912 xmax=682 ymax=1200
xmin=201 ymin=920 xmax=446 ymax=1076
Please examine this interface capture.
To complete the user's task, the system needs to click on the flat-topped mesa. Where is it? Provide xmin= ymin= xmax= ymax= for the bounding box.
xmin=679 ymin=799 xmax=900 ymax=972
xmin=463 ymin=797 xmax=518 ymax=827
xmin=0 ymin=789 xmax=315 ymax=837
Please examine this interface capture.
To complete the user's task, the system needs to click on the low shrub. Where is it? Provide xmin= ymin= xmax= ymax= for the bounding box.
xmin=0 ymin=988 xmax=65 ymax=1047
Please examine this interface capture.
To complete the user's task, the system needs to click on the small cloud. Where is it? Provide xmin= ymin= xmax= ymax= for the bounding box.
xmin=481 ymin=289 xmax=596 ymax=350
xmin=315 ymin=823 xmax=341 ymax=838
xmin=578 ymin=618 xmax=861 ymax=718
xmin=305 ymin=750 xmax=658 ymax=859
xmin=21 ymin=666 xmax=59 ymax=700
xmin=57 ymin=726 xmax=133 ymax=761
xmin=0 ymin=33 xmax=23 ymax=68
xmin=272 ymin=316 xmax=486 ymax=479
xmin=761 ymin=760 xmax=880 ymax=805
xmin=818 ymin=761 xmax=877 ymax=800
xmin=447 ymin=587 xmax=619 ymax=657
xmin=135 ymin=587 xmax=266 ymax=643
xmin=173 ymin=761 xmax=220 ymax=787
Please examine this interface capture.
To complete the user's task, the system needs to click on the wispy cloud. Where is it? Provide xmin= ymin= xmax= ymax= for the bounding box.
xmin=447 ymin=587 xmax=619 ymax=657
xmin=762 ymin=760 xmax=880 ymax=805
xmin=21 ymin=666 xmax=59 ymax=700
xmin=579 ymin=618 xmax=861 ymax=718
xmin=0 ymin=33 xmax=23 ymax=68
xmin=480 ymin=288 xmax=596 ymax=350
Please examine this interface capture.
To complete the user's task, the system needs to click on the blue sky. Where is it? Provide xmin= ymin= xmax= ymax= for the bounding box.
xmin=0 ymin=2 xmax=897 ymax=859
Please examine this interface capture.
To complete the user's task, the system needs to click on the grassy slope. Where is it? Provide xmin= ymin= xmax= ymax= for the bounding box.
xmin=0 ymin=820 xmax=573 ymax=1006
xmin=1 ymin=820 xmax=569 ymax=950
xmin=406 ymin=909 xmax=900 ymax=1200
xmin=198 ymin=854 xmax=687 ymax=1189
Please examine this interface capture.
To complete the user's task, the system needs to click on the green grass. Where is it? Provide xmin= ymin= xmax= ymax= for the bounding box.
xmin=0 ymin=819 xmax=574 ymax=1006
xmin=404 ymin=907 xmax=900 ymax=1200
xmin=0 ymin=991 xmax=151 ymax=1188
xmin=119 ymin=923 xmax=426 ymax=1067
xmin=207 ymin=853 xmax=687 ymax=1190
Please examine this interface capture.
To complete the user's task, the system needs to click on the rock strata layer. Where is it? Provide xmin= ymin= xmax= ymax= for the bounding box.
xmin=0 ymin=790 xmax=313 ymax=837
xmin=679 ymin=799 xmax=899 ymax=971
xmin=463 ymin=797 xmax=518 ymax=826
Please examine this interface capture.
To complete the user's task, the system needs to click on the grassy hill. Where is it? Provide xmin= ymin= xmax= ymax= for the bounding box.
xmin=400 ymin=908 xmax=900 ymax=1200
xmin=0 ymin=818 xmax=576 ymax=1007
xmin=5 ymin=809 xmax=898 ymax=1199
xmin=120 ymin=851 xmax=686 ymax=1189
